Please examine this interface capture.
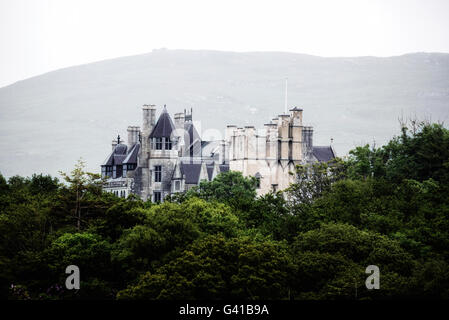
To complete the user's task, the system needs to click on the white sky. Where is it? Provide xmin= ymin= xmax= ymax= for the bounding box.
xmin=1 ymin=0 xmax=449 ymax=87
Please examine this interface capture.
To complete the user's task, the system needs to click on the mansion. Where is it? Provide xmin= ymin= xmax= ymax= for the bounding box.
xmin=101 ymin=104 xmax=335 ymax=201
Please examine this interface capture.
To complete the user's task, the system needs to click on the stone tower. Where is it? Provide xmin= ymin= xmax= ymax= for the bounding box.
xmin=139 ymin=104 xmax=156 ymax=200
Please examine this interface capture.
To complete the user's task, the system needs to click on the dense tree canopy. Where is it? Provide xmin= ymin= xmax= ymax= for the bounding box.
xmin=1 ymin=121 xmax=449 ymax=300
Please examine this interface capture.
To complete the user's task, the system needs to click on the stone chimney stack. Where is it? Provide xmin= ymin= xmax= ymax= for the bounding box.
xmin=278 ymin=114 xmax=290 ymax=162
xmin=174 ymin=112 xmax=185 ymax=130
xmin=142 ymin=104 xmax=156 ymax=135
xmin=290 ymin=107 xmax=303 ymax=161
xmin=127 ymin=126 xmax=140 ymax=148
xmin=225 ymin=125 xmax=237 ymax=161
xmin=264 ymin=123 xmax=277 ymax=160
xmin=302 ymin=126 xmax=314 ymax=161
xmin=141 ymin=104 xmax=156 ymax=168
xmin=218 ymin=140 xmax=227 ymax=164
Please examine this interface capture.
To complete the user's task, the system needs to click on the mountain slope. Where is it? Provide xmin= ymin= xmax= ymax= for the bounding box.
xmin=1 ymin=49 xmax=448 ymax=177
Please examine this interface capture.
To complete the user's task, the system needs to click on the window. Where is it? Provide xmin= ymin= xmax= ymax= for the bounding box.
xmin=255 ymin=173 xmax=261 ymax=189
xmin=175 ymin=180 xmax=181 ymax=191
xmin=155 ymin=137 xmax=163 ymax=150
xmin=113 ymin=166 xmax=117 ymax=178
xmin=104 ymin=166 xmax=112 ymax=178
xmin=154 ymin=165 xmax=162 ymax=182
xmin=165 ymin=137 xmax=172 ymax=150
xmin=123 ymin=166 xmax=127 ymax=177
xmin=154 ymin=191 xmax=162 ymax=203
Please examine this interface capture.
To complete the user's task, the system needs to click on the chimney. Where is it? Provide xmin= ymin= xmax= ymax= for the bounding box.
xmin=174 ymin=112 xmax=185 ymax=130
xmin=302 ymin=126 xmax=314 ymax=160
xmin=289 ymin=107 xmax=303 ymax=126
xmin=142 ymin=104 xmax=156 ymax=135
xmin=127 ymin=126 xmax=140 ymax=148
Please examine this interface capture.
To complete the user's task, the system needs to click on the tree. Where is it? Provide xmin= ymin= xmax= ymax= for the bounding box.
xmin=117 ymin=235 xmax=295 ymax=300
xmin=286 ymin=158 xmax=347 ymax=212
xmin=291 ymin=223 xmax=415 ymax=299
xmin=59 ymin=158 xmax=105 ymax=231
xmin=187 ymin=171 xmax=257 ymax=212
xmin=44 ymin=232 xmax=113 ymax=299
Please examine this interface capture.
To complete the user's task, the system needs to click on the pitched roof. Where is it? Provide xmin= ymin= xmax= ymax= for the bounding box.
xmin=180 ymin=162 xmax=202 ymax=184
xmin=184 ymin=122 xmax=202 ymax=156
xmin=113 ymin=154 xmax=127 ymax=165
xmin=102 ymin=143 xmax=128 ymax=166
xmin=206 ymin=165 xmax=214 ymax=180
xmin=201 ymin=140 xmax=220 ymax=159
xmin=313 ymin=146 xmax=335 ymax=162
xmin=149 ymin=108 xmax=175 ymax=138
xmin=123 ymin=143 xmax=140 ymax=164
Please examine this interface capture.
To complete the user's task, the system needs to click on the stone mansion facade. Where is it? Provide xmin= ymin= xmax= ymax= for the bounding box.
xmin=101 ymin=104 xmax=335 ymax=201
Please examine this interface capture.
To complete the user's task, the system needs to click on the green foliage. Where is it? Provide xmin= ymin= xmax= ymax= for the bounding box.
xmin=44 ymin=232 xmax=114 ymax=299
xmin=291 ymin=223 xmax=414 ymax=299
xmin=186 ymin=171 xmax=257 ymax=211
xmin=117 ymin=235 xmax=294 ymax=300
xmin=1 ymin=121 xmax=449 ymax=300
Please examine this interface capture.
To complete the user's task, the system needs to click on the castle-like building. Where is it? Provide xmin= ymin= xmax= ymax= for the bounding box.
xmin=101 ymin=104 xmax=335 ymax=201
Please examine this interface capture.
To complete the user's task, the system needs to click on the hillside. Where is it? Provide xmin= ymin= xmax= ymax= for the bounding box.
xmin=0 ymin=49 xmax=448 ymax=177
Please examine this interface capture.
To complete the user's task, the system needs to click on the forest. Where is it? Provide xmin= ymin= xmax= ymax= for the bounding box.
xmin=1 ymin=121 xmax=449 ymax=300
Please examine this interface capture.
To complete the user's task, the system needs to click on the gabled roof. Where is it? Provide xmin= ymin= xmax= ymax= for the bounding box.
xmin=313 ymin=146 xmax=335 ymax=162
xmin=149 ymin=108 xmax=175 ymax=138
xmin=102 ymin=144 xmax=128 ymax=166
xmin=180 ymin=162 xmax=202 ymax=184
xmin=123 ymin=143 xmax=140 ymax=164
xmin=206 ymin=165 xmax=214 ymax=180
xmin=113 ymin=154 xmax=127 ymax=165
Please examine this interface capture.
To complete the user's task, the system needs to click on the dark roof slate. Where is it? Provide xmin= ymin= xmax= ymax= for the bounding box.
xmin=180 ymin=162 xmax=202 ymax=184
xmin=313 ymin=146 xmax=335 ymax=162
xmin=123 ymin=143 xmax=140 ymax=164
xmin=113 ymin=154 xmax=127 ymax=165
xmin=102 ymin=144 xmax=128 ymax=166
xmin=206 ymin=165 xmax=214 ymax=180
xmin=149 ymin=108 xmax=175 ymax=138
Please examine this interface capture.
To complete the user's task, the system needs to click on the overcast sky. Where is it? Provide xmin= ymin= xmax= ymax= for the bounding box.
xmin=1 ymin=0 xmax=449 ymax=87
